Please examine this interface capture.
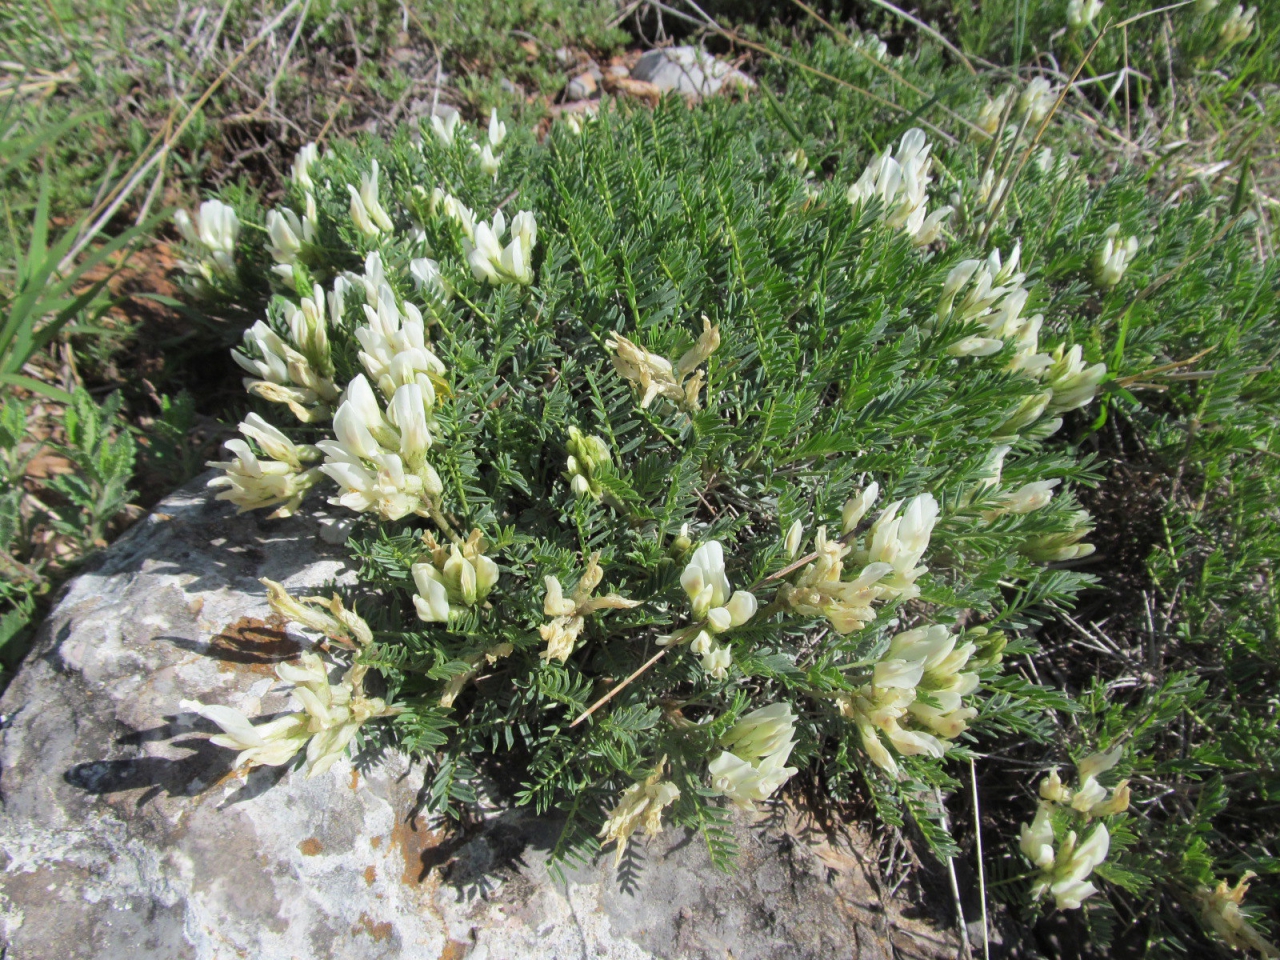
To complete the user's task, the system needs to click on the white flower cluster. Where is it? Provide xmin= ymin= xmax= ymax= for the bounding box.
xmin=537 ymin=551 xmax=640 ymax=663
xmin=937 ymin=242 xmax=1108 ymax=418
xmin=181 ymin=581 xmax=397 ymax=778
xmin=779 ymin=486 xmax=939 ymax=637
xmin=1020 ymin=812 xmax=1111 ymax=910
xmin=598 ymin=759 xmax=681 ymax=866
xmin=316 ymin=259 xmax=451 ymax=521
xmin=974 ymin=444 xmax=1061 ymax=518
xmin=1219 ymin=4 xmax=1256 ymax=45
xmin=231 ymin=284 xmax=342 ymax=423
xmin=471 ymin=109 xmax=507 ymax=179
xmin=174 ymin=199 xmax=240 ymax=285
xmin=563 ymin=426 xmax=612 ymax=500
xmin=1018 ymin=78 xmax=1057 ymax=125
xmin=206 ymin=413 xmax=322 ymax=518
xmin=1022 ymin=508 xmax=1096 ymax=562
xmin=432 ymin=190 xmax=538 ymax=286
xmin=675 ymin=541 xmax=757 ymax=679
xmin=847 ymin=128 xmax=953 ymax=246
xmin=606 ymin=316 xmax=720 ymax=412
xmin=973 ymin=88 xmax=1013 ymax=140
xmin=1018 ymin=749 xmax=1129 ymax=910
xmin=839 ymin=624 xmax=979 ymax=779
xmin=429 ymin=106 xmax=507 ymax=178
xmin=412 ymin=529 xmax=501 ymax=624
xmin=1093 ymin=223 xmax=1140 ymax=288
xmin=1038 ymin=748 xmax=1131 ymax=818
xmin=708 ymin=703 xmax=799 ymax=809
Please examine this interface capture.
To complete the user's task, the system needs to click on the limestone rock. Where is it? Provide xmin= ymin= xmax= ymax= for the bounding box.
xmin=0 ymin=475 xmax=954 ymax=959
xmin=630 ymin=46 xmax=756 ymax=100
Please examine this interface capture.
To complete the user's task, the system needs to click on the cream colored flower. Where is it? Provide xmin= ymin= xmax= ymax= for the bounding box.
xmin=262 ymin=578 xmax=373 ymax=647
xmin=206 ymin=415 xmax=322 ymax=518
xmin=598 ymin=759 xmax=680 ymax=866
xmin=1018 ymin=78 xmax=1056 ymax=124
xmin=539 ymin=552 xmax=640 ymax=662
xmin=232 ymin=319 xmax=339 ymax=423
xmin=1094 ymin=223 xmax=1140 ymax=288
xmin=1195 ymin=874 xmax=1280 ymax=957
xmin=607 ymin=316 xmax=719 ymax=413
xmin=1044 ymin=343 xmax=1107 ymax=414
xmin=290 ymin=142 xmax=319 ymax=190
xmin=174 ymin=199 xmax=240 ymax=283
xmin=1219 ymin=5 xmax=1256 ymax=45
xmin=847 ymin=128 xmax=951 ymax=246
xmin=462 ymin=208 xmax=537 ymax=285
xmin=1019 ymin=803 xmax=1056 ymax=868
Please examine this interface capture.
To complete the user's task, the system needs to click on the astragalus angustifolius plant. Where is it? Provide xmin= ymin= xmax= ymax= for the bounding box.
xmin=177 ymin=99 xmax=1119 ymax=879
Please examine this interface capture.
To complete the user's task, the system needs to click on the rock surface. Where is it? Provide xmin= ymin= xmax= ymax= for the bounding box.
xmin=630 ymin=47 xmax=755 ymax=99
xmin=0 ymin=476 xmax=954 ymax=959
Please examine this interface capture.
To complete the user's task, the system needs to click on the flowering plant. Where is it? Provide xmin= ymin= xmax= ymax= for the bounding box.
xmin=175 ymin=99 xmax=1119 ymax=882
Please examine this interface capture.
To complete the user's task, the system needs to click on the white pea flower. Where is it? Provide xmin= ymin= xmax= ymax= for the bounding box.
xmin=473 ymin=143 xmax=501 ymax=179
xmin=720 ymin=703 xmax=797 ymax=762
xmin=409 ymin=257 xmax=448 ymax=299
xmin=990 ymin=478 xmax=1060 ymax=516
xmin=708 ymin=703 xmax=799 ymax=809
xmin=181 ymin=698 xmax=311 ymax=769
xmin=1037 ymin=824 xmax=1110 ymax=910
xmin=318 ymin=374 xmax=444 ymax=521
xmin=847 ymin=128 xmax=951 ymax=246
xmin=1023 ymin=509 xmax=1097 ymax=562
xmin=973 ymin=89 xmax=1012 ymax=138
xmin=1093 ymin=223 xmax=1140 ymax=288
xmin=842 ymin=483 xmax=880 ymax=532
xmin=598 ymin=761 xmax=680 ymax=866
xmin=354 ymin=281 xmax=447 ymax=400
xmin=206 ymin=420 xmax=322 ymax=519
xmin=1044 ymin=343 xmax=1108 ymax=413
xmin=462 ymin=209 xmax=538 ymax=286
xmin=266 ymin=208 xmax=312 ymax=271
xmin=1018 ymin=78 xmax=1056 ymax=124
xmin=430 ymin=109 xmax=460 ymax=146
xmin=174 ymin=199 xmax=240 ymax=282
xmin=607 ymin=316 xmax=719 ymax=413
xmin=347 ymin=160 xmax=395 ymax=238
xmin=487 ymin=108 xmax=507 ymax=148
xmin=412 ymin=563 xmax=452 ymax=622
xmin=1067 ymin=0 xmax=1103 ymax=30
xmin=181 ymin=646 xmax=398 ymax=779
xmin=1019 ymin=802 xmax=1057 ymax=868
xmin=783 ymin=519 xmax=804 ymax=559
xmin=232 ymin=319 xmax=339 ymax=423
xmin=537 ymin=551 xmax=640 ymax=662
xmin=680 ymin=541 xmax=733 ymax=619
xmin=857 ymin=493 xmax=939 ymax=600
xmin=701 ymin=642 xmax=733 ymax=680
xmin=290 ymin=142 xmax=319 ymax=191
xmin=1219 ymin=5 xmax=1256 ymax=45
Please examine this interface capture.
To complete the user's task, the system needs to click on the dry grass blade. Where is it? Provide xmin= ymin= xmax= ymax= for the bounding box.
xmin=59 ymin=0 xmax=306 ymax=272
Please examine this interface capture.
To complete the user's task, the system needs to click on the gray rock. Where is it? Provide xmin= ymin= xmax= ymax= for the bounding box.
xmin=630 ymin=46 xmax=756 ymax=99
xmin=0 ymin=476 xmax=954 ymax=959
xmin=566 ymin=71 xmax=598 ymax=101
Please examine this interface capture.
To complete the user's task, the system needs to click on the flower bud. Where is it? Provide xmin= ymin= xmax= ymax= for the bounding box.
xmin=783 ymin=519 xmax=804 ymax=559
xmin=444 ymin=545 xmax=478 ymax=605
